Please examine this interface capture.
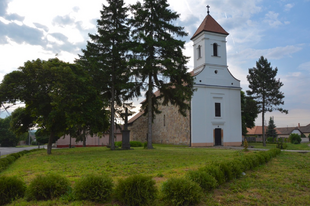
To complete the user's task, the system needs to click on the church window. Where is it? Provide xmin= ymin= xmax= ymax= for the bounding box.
xmin=215 ymin=103 xmax=221 ymax=117
xmin=213 ymin=43 xmax=218 ymax=56
xmin=197 ymin=45 xmax=202 ymax=59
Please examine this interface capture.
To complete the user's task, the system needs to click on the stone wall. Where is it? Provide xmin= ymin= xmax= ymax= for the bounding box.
xmin=129 ymin=102 xmax=190 ymax=145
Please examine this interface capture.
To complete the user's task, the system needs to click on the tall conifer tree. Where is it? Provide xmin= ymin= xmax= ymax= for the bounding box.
xmin=266 ymin=117 xmax=277 ymax=141
xmin=247 ymin=56 xmax=288 ymax=146
xmin=129 ymin=0 xmax=194 ymax=149
xmin=78 ymin=0 xmax=131 ymax=150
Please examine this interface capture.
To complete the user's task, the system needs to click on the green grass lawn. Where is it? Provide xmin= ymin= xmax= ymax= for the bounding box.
xmin=249 ymin=142 xmax=310 ymax=150
xmin=2 ymin=144 xmax=237 ymax=185
xmin=3 ymin=145 xmax=310 ymax=205
xmin=203 ymin=152 xmax=310 ymax=205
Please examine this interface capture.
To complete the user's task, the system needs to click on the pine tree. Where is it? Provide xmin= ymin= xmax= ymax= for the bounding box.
xmin=266 ymin=117 xmax=277 ymax=142
xmin=129 ymin=0 xmax=194 ymax=149
xmin=78 ymin=0 xmax=131 ymax=150
xmin=247 ymin=56 xmax=288 ymax=146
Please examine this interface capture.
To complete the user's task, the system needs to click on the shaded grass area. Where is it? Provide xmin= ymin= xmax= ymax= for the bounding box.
xmin=249 ymin=142 xmax=310 ymax=150
xmin=1 ymin=144 xmax=237 ymax=185
xmin=202 ymin=152 xmax=310 ymax=205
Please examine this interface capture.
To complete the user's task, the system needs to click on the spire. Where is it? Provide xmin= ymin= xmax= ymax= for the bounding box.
xmin=207 ymin=5 xmax=210 ymax=15
xmin=190 ymin=13 xmax=229 ymax=40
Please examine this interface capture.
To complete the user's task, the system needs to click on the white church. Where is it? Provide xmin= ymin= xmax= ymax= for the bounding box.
xmin=128 ymin=12 xmax=242 ymax=147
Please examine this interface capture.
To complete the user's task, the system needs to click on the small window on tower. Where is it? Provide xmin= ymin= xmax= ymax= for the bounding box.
xmin=213 ymin=43 xmax=218 ymax=56
xmin=215 ymin=102 xmax=221 ymax=117
xmin=197 ymin=45 xmax=202 ymax=59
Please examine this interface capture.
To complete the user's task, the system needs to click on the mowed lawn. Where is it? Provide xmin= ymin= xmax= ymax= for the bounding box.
xmin=2 ymin=144 xmax=237 ymax=184
xmin=3 ymin=145 xmax=310 ymax=205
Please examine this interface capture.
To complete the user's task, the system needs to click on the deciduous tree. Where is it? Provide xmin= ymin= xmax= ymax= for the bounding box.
xmin=129 ymin=0 xmax=194 ymax=149
xmin=247 ymin=56 xmax=288 ymax=146
xmin=241 ymin=91 xmax=259 ymax=136
xmin=0 ymin=58 xmax=108 ymax=154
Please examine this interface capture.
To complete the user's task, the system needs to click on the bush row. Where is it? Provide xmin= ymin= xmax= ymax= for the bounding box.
xmin=0 ymin=148 xmax=282 ymax=206
xmin=0 ymin=149 xmax=41 ymax=173
xmin=115 ymin=140 xmax=143 ymax=147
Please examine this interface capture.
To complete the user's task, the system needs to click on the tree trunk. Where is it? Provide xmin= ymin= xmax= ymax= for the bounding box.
xmin=110 ymin=83 xmax=115 ymax=150
xmin=147 ymin=75 xmax=153 ymax=149
xmin=262 ymin=102 xmax=266 ymax=146
xmin=47 ymin=131 xmax=54 ymax=155
xmin=83 ymin=128 xmax=86 ymax=147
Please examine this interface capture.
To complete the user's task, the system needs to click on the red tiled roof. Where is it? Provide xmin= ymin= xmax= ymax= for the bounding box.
xmin=191 ymin=14 xmax=229 ymax=40
xmin=247 ymin=126 xmax=282 ymax=135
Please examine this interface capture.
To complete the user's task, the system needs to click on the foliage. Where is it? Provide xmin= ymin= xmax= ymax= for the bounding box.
xmin=186 ymin=170 xmax=218 ymax=191
xmin=266 ymin=117 xmax=277 ymax=141
xmin=241 ymin=91 xmax=259 ymax=136
xmin=0 ymin=58 xmax=109 ymax=155
xmin=0 ymin=176 xmax=26 ymax=205
xmin=247 ymin=56 xmax=288 ymax=146
xmin=289 ymin=133 xmax=301 ymax=144
xmin=0 ymin=115 xmax=20 ymax=147
xmin=115 ymin=174 xmax=157 ymax=206
xmin=115 ymin=141 xmax=143 ymax=147
xmin=26 ymin=173 xmax=70 ymax=201
xmin=78 ymin=0 xmax=132 ymax=150
xmin=267 ymin=137 xmax=275 ymax=143
xmin=161 ymin=177 xmax=202 ymax=206
xmin=74 ymin=174 xmax=113 ymax=202
xmin=200 ymin=164 xmax=226 ymax=185
xmin=129 ymin=0 xmax=194 ymax=149
xmin=9 ymin=107 xmax=35 ymax=137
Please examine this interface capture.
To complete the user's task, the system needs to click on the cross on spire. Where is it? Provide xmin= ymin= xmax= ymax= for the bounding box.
xmin=207 ymin=5 xmax=210 ymax=15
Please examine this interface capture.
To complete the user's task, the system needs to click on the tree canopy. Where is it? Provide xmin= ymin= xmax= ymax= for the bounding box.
xmin=129 ymin=0 xmax=194 ymax=148
xmin=247 ymin=56 xmax=287 ymax=146
xmin=241 ymin=91 xmax=259 ymax=136
xmin=0 ymin=58 xmax=109 ymax=154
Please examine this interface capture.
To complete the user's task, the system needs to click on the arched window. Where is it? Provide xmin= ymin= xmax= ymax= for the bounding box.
xmin=213 ymin=43 xmax=218 ymax=56
xmin=197 ymin=45 xmax=202 ymax=59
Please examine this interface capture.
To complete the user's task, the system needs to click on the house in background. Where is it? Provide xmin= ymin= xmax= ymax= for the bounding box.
xmin=55 ymin=125 xmax=122 ymax=148
xmin=246 ymin=123 xmax=309 ymax=143
xmin=129 ymin=12 xmax=242 ymax=147
xmin=299 ymin=124 xmax=310 ymax=137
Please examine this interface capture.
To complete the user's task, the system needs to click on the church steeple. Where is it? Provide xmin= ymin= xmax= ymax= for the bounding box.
xmin=191 ymin=14 xmax=229 ymax=40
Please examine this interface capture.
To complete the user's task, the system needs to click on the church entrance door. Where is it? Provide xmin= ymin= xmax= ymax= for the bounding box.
xmin=215 ymin=128 xmax=221 ymax=146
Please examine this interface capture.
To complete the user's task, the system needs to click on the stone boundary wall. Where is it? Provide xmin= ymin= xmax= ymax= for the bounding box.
xmin=129 ymin=102 xmax=190 ymax=145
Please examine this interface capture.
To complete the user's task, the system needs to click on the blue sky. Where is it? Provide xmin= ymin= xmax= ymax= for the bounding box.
xmin=0 ymin=0 xmax=309 ymax=128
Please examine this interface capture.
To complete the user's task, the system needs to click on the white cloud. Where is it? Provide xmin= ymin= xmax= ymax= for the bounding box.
xmin=264 ymin=11 xmax=282 ymax=27
xmin=298 ymin=61 xmax=310 ymax=71
xmin=284 ymin=3 xmax=294 ymax=11
xmin=230 ymin=45 xmax=302 ymax=60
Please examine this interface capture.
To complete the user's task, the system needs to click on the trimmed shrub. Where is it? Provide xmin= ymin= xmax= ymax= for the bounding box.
xmin=115 ymin=141 xmax=143 ymax=147
xmin=26 ymin=173 xmax=70 ymax=201
xmin=74 ymin=174 xmax=113 ymax=202
xmin=186 ymin=170 xmax=218 ymax=191
xmin=218 ymin=162 xmax=233 ymax=182
xmin=115 ymin=141 xmax=122 ymax=147
xmin=161 ymin=177 xmax=202 ymax=206
xmin=0 ymin=176 xmax=26 ymax=205
xmin=200 ymin=164 xmax=225 ymax=185
xmin=256 ymin=153 xmax=266 ymax=165
xmin=115 ymin=175 xmax=157 ymax=206
xmin=228 ymin=160 xmax=243 ymax=178
xmin=289 ymin=133 xmax=301 ymax=144
xmin=244 ymin=156 xmax=254 ymax=170
xmin=130 ymin=141 xmax=143 ymax=147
